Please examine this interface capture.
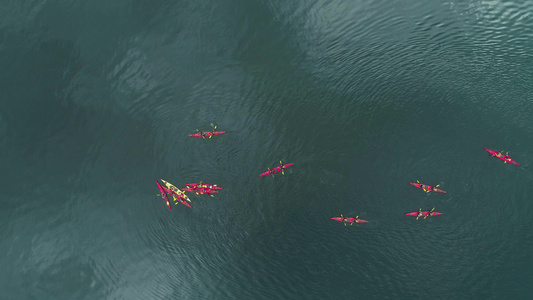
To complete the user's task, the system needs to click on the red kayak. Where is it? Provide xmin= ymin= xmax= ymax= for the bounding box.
xmin=164 ymin=186 xmax=192 ymax=208
xmin=186 ymin=183 xmax=222 ymax=190
xmin=484 ymin=148 xmax=519 ymax=165
xmin=155 ymin=180 xmax=172 ymax=210
xmin=330 ymin=216 xmax=368 ymax=223
xmin=259 ymin=163 xmax=294 ymax=177
xmin=182 ymin=187 xmax=219 ymax=194
xmin=409 ymin=182 xmax=446 ymax=193
xmin=188 ymin=131 xmax=225 ymax=138
xmin=405 ymin=210 xmax=442 ymax=217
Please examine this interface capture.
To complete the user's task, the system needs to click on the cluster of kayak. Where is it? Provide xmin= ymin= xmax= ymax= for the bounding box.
xmin=155 ymin=161 xmax=293 ymax=209
xmin=330 ymin=209 xmax=442 ymax=225
xmin=153 ymin=126 xmax=226 ymax=209
xmin=155 ymin=179 xmax=222 ymax=209
xmin=156 ymin=128 xmax=520 ymax=226
xmin=330 ymin=181 xmax=444 ymax=225
xmin=330 ymin=148 xmax=518 ymax=226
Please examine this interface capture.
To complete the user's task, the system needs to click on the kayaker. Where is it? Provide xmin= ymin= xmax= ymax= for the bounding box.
xmin=417 ymin=211 xmax=425 ymax=218
xmin=432 ymin=187 xmax=439 ymax=192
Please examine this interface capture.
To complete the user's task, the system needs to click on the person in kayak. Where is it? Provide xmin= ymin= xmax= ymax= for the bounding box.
xmin=173 ymin=187 xmax=184 ymax=197
xmin=494 ymin=151 xmax=514 ymax=163
xmin=495 ymin=150 xmax=510 ymax=159
xmin=417 ymin=211 xmax=425 ymax=218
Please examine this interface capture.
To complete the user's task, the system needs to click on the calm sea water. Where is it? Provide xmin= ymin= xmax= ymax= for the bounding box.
xmin=1 ymin=0 xmax=533 ymax=299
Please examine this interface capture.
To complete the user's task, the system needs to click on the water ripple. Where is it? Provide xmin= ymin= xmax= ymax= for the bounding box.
xmin=2 ymin=0 xmax=533 ymax=298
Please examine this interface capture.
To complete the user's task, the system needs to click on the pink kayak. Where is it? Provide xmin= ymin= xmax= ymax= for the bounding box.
xmin=330 ymin=217 xmax=368 ymax=223
xmin=188 ymin=131 xmax=226 ymax=138
xmin=484 ymin=148 xmax=519 ymax=165
xmin=164 ymin=186 xmax=192 ymax=208
xmin=182 ymin=187 xmax=219 ymax=194
xmin=259 ymin=163 xmax=294 ymax=177
xmin=155 ymin=180 xmax=172 ymax=210
xmin=409 ymin=182 xmax=446 ymax=193
xmin=186 ymin=183 xmax=222 ymax=190
xmin=405 ymin=211 xmax=442 ymax=217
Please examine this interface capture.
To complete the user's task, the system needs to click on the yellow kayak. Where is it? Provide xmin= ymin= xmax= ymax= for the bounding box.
xmin=161 ymin=179 xmax=191 ymax=203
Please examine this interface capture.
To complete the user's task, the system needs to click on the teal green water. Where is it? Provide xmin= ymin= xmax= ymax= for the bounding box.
xmin=1 ymin=1 xmax=533 ymax=299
